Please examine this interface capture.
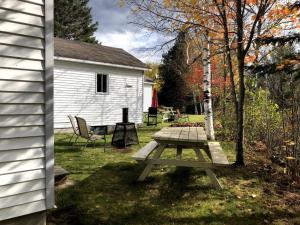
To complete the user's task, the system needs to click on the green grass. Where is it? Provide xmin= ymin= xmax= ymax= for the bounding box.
xmin=49 ymin=115 xmax=299 ymax=225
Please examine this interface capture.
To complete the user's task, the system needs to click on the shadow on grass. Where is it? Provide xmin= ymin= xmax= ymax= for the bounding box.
xmin=48 ymin=161 xmax=295 ymax=225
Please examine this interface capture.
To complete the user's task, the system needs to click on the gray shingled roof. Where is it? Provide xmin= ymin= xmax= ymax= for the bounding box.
xmin=54 ymin=38 xmax=148 ymax=69
xmin=144 ymin=76 xmax=154 ymax=83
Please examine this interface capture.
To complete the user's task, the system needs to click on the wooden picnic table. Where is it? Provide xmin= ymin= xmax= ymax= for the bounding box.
xmin=133 ymin=127 xmax=229 ymax=189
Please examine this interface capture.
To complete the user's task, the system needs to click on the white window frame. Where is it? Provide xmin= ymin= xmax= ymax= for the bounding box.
xmin=95 ymin=73 xmax=109 ymax=94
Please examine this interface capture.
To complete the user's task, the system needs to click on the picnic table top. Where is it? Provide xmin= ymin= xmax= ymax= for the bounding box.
xmin=152 ymin=126 xmax=207 ymax=143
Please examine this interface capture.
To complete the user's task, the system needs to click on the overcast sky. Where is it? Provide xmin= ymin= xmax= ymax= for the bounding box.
xmin=88 ymin=0 xmax=168 ymax=63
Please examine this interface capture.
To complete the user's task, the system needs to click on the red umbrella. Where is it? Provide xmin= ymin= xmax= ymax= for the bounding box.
xmin=151 ymin=88 xmax=158 ymax=108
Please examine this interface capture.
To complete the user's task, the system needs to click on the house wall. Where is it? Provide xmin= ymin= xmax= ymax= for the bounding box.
xmin=143 ymin=83 xmax=153 ymax=112
xmin=0 ymin=0 xmax=54 ymax=222
xmin=54 ymin=60 xmax=144 ymax=128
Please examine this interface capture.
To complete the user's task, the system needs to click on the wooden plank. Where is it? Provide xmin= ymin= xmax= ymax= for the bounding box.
xmin=188 ymin=127 xmax=198 ymax=142
xmin=0 ymin=115 xmax=44 ymax=127
xmin=0 ymin=200 xmax=46 ymax=221
xmin=137 ymin=144 xmax=166 ymax=181
xmin=0 ymin=57 xmax=44 ymax=70
xmin=0 ymin=190 xmax=45 ymax=209
xmin=0 ymin=169 xmax=45 ymax=186
xmin=0 ymin=147 xmax=44 ymax=162
xmin=132 ymin=140 xmax=158 ymax=160
xmin=0 ymin=158 xmax=44 ymax=175
xmin=179 ymin=127 xmax=189 ymax=141
xmin=0 ymin=104 xmax=44 ymax=115
xmin=146 ymin=158 xmax=214 ymax=169
xmin=208 ymin=142 xmax=229 ymax=165
xmin=0 ymin=179 xmax=45 ymax=198
xmin=0 ymin=33 xmax=44 ymax=49
xmin=0 ymin=136 xmax=44 ymax=151
xmin=196 ymin=127 xmax=207 ymax=141
xmin=0 ymin=44 xmax=44 ymax=60
xmin=0 ymin=0 xmax=44 ymax=16
xmin=0 ymin=81 xmax=44 ymax=92
xmin=0 ymin=68 xmax=44 ymax=81
xmin=0 ymin=8 xmax=44 ymax=27
xmin=0 ymin=93 xmax=44 ymax=104
xmin=0 ymin=21 xmax=44 ymax=38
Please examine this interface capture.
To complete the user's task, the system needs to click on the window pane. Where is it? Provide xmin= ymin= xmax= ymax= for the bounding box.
xmin=97 ymin=74 xmax=102 ymax=92
xmin=102 ymin=75 xmax=107 ymax=92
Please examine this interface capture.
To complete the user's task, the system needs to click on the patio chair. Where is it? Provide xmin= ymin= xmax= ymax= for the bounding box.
xmin=147 ymin=107 xmax=158 ymax=126
xmin=75 ymin=116 xmax=106 ymax=151
xmin=176 ymin=109 xmax=189 ymax=122
xmin=68 ymin=114 xmax=79 ymax=145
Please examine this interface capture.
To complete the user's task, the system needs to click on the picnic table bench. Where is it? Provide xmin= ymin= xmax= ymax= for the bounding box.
xmin=132 ymin=127 xmax=229 ymax=189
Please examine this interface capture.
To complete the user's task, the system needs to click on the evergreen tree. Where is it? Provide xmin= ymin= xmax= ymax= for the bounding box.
xmin=158 ymin=32 xmax=189 ymax=108
xmin=54 ymin=0 xmax=98 ymax=43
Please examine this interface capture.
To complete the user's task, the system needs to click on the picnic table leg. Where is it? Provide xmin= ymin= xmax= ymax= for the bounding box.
xmin=193 ymin=148 xmax=222 ymax=190
xmin=176 ymin=146 xmax=183 ymax=160
xmin=138 ymin=144 xmax=166 ymax=181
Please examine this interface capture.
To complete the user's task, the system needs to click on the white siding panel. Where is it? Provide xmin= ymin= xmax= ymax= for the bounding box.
xmin=24 ymin=0 xmax=44 ymax=5
xmin=0 ymin=190 xmax=45 ymax=209
xmin=0 ymin=57 xmax=44 ymax=70
xmin=0 ymin=136 xmax=44 ymax=151
xmin=0 ymin=147 xmax=44 ymax=162
xmin=0 ymin=93 xmax=44 ymax=103
xmin=0 ymin=200 xmax=46 ymax=221
xmin=0 ymin=33 xmax=44 ymax=49
xmin=0 ymin=104 xmax=44 ymax=115
xmin=0 ymin=169 xmax=45 ymax=186
xmin=0 ymin=0 xmax=51 ymax=218
xmin=0 ymin=158 xmax=44 ymax=175
xmin=0 ymin=115 xmax=44 ymax=127
xmin=0 ymin=179 xmax=45 ymax=198
xmin=0 ymin=21 xmax=44 ymax=38
xmin=0 ymin=81 xmax=44 ymax=92
xmin=143 ymin=84 xmax=153 ymax=112
xmin=0 ymin=9 xmax=43 ymax=27
xmin=0 ymin=44 xmax=44 ymax=60
xmin=54 ymin=62 xmax=143 ymax=128
xmin=0 ymin=0 xmax=44 ymax=16
xmin=0 ymin=126 xmax=44 ymax=139
xmin=0 ymin=68 xmax=44 ymax=81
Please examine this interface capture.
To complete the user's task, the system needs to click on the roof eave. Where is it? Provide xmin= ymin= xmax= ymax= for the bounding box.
xmin=54 ymin=56 xmax=150 ymax=71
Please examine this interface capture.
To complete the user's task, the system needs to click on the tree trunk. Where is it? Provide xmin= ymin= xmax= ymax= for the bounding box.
xmin=235 ymin=0 xmax=245 ymax=166
xmin=192 ymin=89 xmax=199 ymax=115
xmin=202 ymin=33 xmax=215 ymax=140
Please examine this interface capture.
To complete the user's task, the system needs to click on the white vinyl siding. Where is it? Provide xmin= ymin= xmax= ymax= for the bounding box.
xmin=0 ymin=0 xmax=54 ymax=222
xmin=143 ymin=83 xmax=153 ymax=112
xmin=54 ymin=60 xmax=143 ymax=128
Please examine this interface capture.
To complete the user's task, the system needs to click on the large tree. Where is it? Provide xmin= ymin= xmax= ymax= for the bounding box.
xmin=158 ymin=32 xmax=189 ymax=108
xmin=54 ymin=0 xmax=98 ymax=43
xmin=125 ymin=0 xmax=299 ymax=165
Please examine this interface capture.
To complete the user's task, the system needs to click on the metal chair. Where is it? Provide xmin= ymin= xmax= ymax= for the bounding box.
xmin=75 ymin=116 xmax=106 ymax=151
xmin=68 ymin=114 xmax=79 ymax=145
xmin=147 ymin=107 xmax=158 ymax=126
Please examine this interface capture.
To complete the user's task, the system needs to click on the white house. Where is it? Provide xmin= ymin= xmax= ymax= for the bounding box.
xmin=0 ymin=0 xmax=54 ymax=224
xmin=143 ymin=76 xmax=155 ymax=112
xmin=54 ymin=38 xmax=149 ymax=129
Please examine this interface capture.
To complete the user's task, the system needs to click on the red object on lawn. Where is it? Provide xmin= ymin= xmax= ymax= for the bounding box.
xmin=151 ymin=88 xmax=158 ymax=108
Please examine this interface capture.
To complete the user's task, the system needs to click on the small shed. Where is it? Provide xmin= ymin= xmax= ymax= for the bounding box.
xmin=0 ymin=0 xmax=54 ymax=224
xmin=54 ymin=38 xmax=149 ymax=129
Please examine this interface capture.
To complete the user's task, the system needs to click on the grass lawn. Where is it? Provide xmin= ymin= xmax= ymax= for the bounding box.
xmin=48 ymin=115 xmax=300 ymax=225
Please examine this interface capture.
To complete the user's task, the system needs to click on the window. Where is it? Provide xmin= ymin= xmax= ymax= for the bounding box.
xmin=96 ymin=74 xmax=108 ymax=93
